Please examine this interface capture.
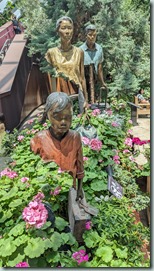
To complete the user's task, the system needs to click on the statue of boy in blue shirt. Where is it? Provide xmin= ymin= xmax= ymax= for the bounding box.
xmin=80 ymin=24 xmax=106 ymax=103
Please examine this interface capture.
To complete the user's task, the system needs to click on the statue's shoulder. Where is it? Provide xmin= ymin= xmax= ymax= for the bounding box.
xmin=69 ymin=129 xmax=81 ymax=140
xmin=47 ymin=47 xmax=58 ymax=54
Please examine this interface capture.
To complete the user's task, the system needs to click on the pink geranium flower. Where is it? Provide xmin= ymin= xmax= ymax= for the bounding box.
xmin=17 ymin=135 xmax=24 ymax=141
xmin=128 ymin=120 xmax=133 ymax=124
xmin=124 ymin=137 xmax=133 ymax=147
xmin=33 ymin=192 xmax=45 ymax=202
xmin=81 ymin=137 xmax=90 ymax=145
xmin=22 ymin=200 xmax=48 ymax=229
xmin=15 ymin=262 xmax=29 ymax=267
xmin=127 ymin=129 xmax=133 ymax=135
xmin=91 ymin=109 xmax=101 ymax=116
xmin=50 ymin=186 xmax=62 ymax=196
xmin=111 ymin=121 xmax=119 ymax=127
xmin=0 ymin=168 xmax=18 ymax=179
xmin=21 ymin=177 xmax=29 ymax=183
xmin=83 ymin=156 xmax=89 ymax=161
xmin=123 ymin=149 xmax=130 ymax=154
xmin=89 ymin=138 xmax=102 ymax=151
xmin=85 ymin=221 xmax=92 ymax=230
xmin=58 ymin=167 xmax=65 ymax=173
xmin=72 ymin=250 xmax=89 ymax=265
xmin=27 ymin=119 xmax=34 ymax=124
xmin=106 ymin=109 xmax=113 ymax=116
xmin=113 ymin=155 xmax=120 ymax=164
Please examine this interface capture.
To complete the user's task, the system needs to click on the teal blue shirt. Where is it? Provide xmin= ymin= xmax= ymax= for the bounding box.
xmin=80 ymin=42 xmax=104 ymax=74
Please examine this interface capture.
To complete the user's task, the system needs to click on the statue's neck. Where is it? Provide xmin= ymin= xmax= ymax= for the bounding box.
xmin=59 ymin=41 xmax=73 ymax=52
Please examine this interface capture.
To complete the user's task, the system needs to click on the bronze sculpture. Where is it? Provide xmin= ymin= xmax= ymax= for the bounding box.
xmin=80 ymin=24 xmax=106 ymax=103
xmin=30 ymin=92 xmax=84 ymax=199
xmin=45 ymin=16 xmax=88 ymax=112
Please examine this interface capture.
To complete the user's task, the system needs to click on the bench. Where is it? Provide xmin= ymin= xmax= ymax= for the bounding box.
xmin=134 ymin=96 xmax=150 ymax=119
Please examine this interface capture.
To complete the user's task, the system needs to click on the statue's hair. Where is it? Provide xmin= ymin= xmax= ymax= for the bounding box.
xmin=56 ymin=16 xmax=73 ymax=31
xmin=85 ymin=24 xmax=96 ymax=34
xmin=40 ymin=92 xmax=73 ymax=124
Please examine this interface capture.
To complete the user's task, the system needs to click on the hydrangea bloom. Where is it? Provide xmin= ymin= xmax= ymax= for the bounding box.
xmin=22 ymin=200 xmax=48 ymax=228
xmin=89 ymin=138 xmax=102 ymax=151
xmin=72 ymin=250 xmax=89 ymax=264
xmin=0 ymin=168 xmax=18 ymax=179
xmin=15 ymin=262 xmax=29 ymax=267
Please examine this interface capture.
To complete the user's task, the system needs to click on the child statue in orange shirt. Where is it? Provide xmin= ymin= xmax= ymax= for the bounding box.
xmin=30 ymin=92 xmax=84 ymax=200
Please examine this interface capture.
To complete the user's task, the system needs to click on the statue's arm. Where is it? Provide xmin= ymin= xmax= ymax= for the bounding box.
xmin=80 ymin=50 xmax=88 ymax=101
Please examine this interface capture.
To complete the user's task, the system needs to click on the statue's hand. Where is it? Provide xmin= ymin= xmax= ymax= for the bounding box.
xmin=76 ymin=188 xmax=84 ymax=201
xmin=100 ymin=83 xmax=107 ymax=90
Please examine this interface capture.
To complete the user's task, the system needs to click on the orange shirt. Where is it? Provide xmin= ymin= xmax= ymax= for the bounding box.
xmin=30 ymin=129 xmax=84 ymax=186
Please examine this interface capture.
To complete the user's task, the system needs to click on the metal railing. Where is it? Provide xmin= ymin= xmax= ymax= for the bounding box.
xmin=0 ymin=38 xmax=11 ymax=64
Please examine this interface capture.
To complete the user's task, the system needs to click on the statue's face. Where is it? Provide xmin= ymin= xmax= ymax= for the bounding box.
xmin=58 ymin=20 xmax=73 ymax=42
xmin=47 ymin=104 xmax=73 ymax=137
xmin=86 ymin=30 xmax=97 ymax=45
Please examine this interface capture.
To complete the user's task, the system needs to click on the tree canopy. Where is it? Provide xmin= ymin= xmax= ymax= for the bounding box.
xmin=15 ymin=0 xmax=150 ymax=100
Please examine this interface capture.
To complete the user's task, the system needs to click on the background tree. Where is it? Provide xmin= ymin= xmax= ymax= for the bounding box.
xmin=15 ymin=0 xmax=150 ymax=101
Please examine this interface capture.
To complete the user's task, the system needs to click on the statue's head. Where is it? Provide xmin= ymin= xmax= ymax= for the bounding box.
xmin=85 ymin=24 xmax=97 ymax=45
xmin=56 ymin=16 xmax=73 ymax=31
xmin=41 ymin=92 xmax=73 ymax=135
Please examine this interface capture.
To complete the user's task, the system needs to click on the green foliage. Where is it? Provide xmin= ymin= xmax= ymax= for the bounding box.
xmin=0 ymin=107 xmax=150 ymax=267
xmin=0 ymin=1 xmax=15 ymax=26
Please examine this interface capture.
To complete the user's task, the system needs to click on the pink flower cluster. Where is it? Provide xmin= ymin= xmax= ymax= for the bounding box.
xmin=21 ymin=177 xmax=29 ymax=183
xmin=91 ymin=109 xmax=101 ymax=116
xmin=33 ymin=192 xmax=45 ymax=202
xmin=15 ymin=262 xmax=29 ymax=268
xmin=50 ymin=186 xmax=61 ymax=196
xmin=85 ymin=221 xmax=92 ymax=230
xmin=72 ymin=250 xmax=89 ymax=265
xmin=124 ymin=137 xmax=133 ymax=147
xmin=17 ymin=135 xmax=24 ymax=141
xmin=58 ymin=167 xmax=65 ymax=173
xmin=0 ymin=168 xmax=18 ymax=179
xmin=83 ymin=156 xmax=89 ymax=161
xmin=22 ymin=193 xmax=48 ymax=228
xmin=113 ymin=155 xmax=120 ymax=164
xmin=81 ymin=137 xmax=102 ymax=151
xmin=106 ymin=109 xmax=113 ymax=116
xmin=132 ymin=137 xmax=150 ymax=146
xmin=111 ymin=121 xmax=119 ymax=127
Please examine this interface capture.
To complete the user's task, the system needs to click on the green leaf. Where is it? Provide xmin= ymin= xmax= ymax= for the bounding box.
xmin=7 ymin=253 xmax=25 ymax=267
xmin=50 ymin=232 xmax=62 ymax=251
xmin=24 ymin=237 xmax=45 ymax=258
xmin=95 ymin=246 xmax=113 ymax=263
xmin=1 ymin=237 xmax=17 ymax=257
xmin=1 ymin=187 xmax=18 ymax=201
xmin=0 ymin=210 xmax=13 ymax=223
xmin=83 ymin=231 xmax=100 ymax=248
xmin=55 ymin=217 xmax=68 ymax=231
xmin=91 ymin=180 xmax=107 ymax=191
xmin=9 ymin=199 xmax=23 ymax=208
xmin=8 ymin=222 xmax=25 ymax=237
xmin=115 ymin=247 xmax=128 ymax=259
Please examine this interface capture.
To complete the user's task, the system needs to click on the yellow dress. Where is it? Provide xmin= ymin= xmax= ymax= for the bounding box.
xmin=45 ymin=46 xmax=82 ymax=95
